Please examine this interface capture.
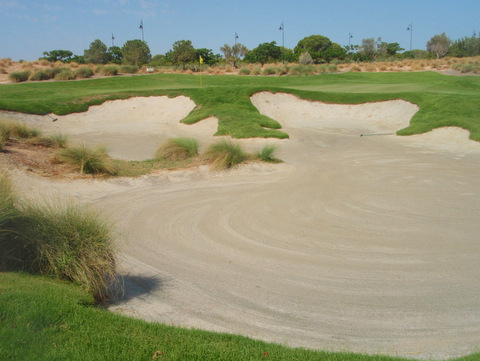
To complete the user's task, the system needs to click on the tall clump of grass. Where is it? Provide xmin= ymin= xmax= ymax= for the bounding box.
xmin=29 ymin=69 xmax=49 ymax=81
xmin=55 ymin=69 xmax=75 ymax=80
xmin=58 ymin=144 xmax=115 ymax=175
xmin=15 ymin=200 xmax=116 ymax=301
xmin=0 ymin=170 xmax=17 ymax=237
xmin=256 ymin=144 xmax=281 ymax=163
xmin=0 ymin=171 xmax=116 ymax=302
xmin=8 ymin=70 xmax=31 ymax=83
xmin=10 ymin=122 xmax=41 ymax=139
xmin=155 ymin=137 xmax=199 ymax=161
xmin=0 ymin=122 xmax=11 ymax=150
xmin=99 ymin=65 xmax=119 ymax=76
xmin=238 ymin=67 xmax=251 ymax=75
xmin=29 ymin=133 xmax=68 ymax=148
xmin=120 ymin=65 xmax=138 ymax=74
xmin=74 ymin=66 xmax=94 ymax=79
xmin=203 ymin=140 xmax=247 ymax=169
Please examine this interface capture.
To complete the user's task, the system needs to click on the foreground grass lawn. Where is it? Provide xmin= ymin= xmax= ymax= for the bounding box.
xmin=0 ymin=72 xmax=479 ymax=141
xmin=2 ymin=272 xmax=478 ymax=361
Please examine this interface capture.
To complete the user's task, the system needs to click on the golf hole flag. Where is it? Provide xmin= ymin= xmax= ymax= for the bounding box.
xmin=199 ymin=55 xmax=204 ymax=64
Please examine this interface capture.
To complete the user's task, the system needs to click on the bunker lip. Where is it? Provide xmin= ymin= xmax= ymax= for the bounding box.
xmin=2 ymin=95 xmax=480 ymax=360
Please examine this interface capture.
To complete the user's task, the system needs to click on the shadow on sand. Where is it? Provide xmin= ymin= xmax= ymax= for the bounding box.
xmin=109 ymin=273 xmax=168 ymax=305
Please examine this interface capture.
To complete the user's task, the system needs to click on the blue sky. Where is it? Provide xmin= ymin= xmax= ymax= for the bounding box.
xmin=1 ymin=0 xmax=479 ymax=61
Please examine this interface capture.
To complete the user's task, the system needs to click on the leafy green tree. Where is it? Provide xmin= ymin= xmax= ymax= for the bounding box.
xmin=245 ymin=41 xmax=282 ymax=65
xmin=41 ymin=50 xmax=73 ymax=62
xmin=427 ymin=33 xmax=451 ymax=59
xmin=294 ymin=35 xmax=332 ymax=62
xmin=321 ymin=43 xmax=347 ymax=62
xmin=167 ymin=40 xmax=196 ymax=70
xmin=107 ymin=46 xmax=123 ymax=64
xmin=386 ymin=42 xmax=404 ymax=56
xmin=195 ymin=48 xmax=220 ymax=66
xmin=149 ymin=54 xmax=171 ymax=66
xmin=359 ymin=38 xmax=376 ymax=61
xmin=84 ymin=39 xmax=109 ymax=64
xmin=121 ymin=40 xmax=151 ymax=66
xmin=220 ymin=43 xmax=249 ymax=68
xmin=280 ymin=47 xmax=296 ymax=63
xmin=448 ymin=35 xmax=480 ymax=57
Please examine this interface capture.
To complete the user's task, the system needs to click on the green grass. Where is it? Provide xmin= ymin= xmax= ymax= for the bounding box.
xmin=5 ymin=271 xmax=463 ymax=361
xmin=0 ymin=71 xmax=478 ymax=141
xmin=155 ymin=137 xmax=199 ymax=161
xmin=58 ymin=144 xmax=115 ymax=175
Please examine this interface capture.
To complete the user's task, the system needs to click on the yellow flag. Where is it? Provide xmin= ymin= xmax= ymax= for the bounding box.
xmin=199 ymin=55 xmax=204 ymax=64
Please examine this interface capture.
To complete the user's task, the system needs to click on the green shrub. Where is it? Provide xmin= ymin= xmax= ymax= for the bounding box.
xmin=44 ymin=67 xmax=64 ymax=79
xmin=301 ymin=65 xmax=316 ymax=76
xmin=74 ymin=66 xmax=94 ymax=79
xmin=58 ymin=144 xmax=115 ymax=175
xmin=256 ymin=144 xmax=280 ymax=163
xmin=288 ymin=65 xmax=302 ymax=76
xmin=299 ymin=52 xmax=313 ymax=65
xmin=276 ymin=65 xmax=289 ymax=75
xmin=203 ymin=140 xmax=247 ymax=169
xmin=99 ymin=65 xmax=119 ymax=76
xmin=8 ymin=70 xmax=31 ymax=82
xmin=29 ymin=69 xmax=49 ymax=81
xmin=155 ymin=137 xmax=199 ymax=161
xmin=238 ymin=67 xmax=251 ymax=75
xmin=317 ymin=65 xmax=327 ymax=74
xmin=251 ymin=67 xmax=262 ymax=75
xmin=120 ymin=65 xmax=138 ymax=74
xmin=328 ymin=64 xmax=338 ymax=72
xmin=262 ymin=67 xmax=278 ymax=75
xmin=54 ymin=69 xmax=75 ymax=80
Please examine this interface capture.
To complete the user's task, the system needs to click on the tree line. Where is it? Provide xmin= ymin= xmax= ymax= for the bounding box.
xmin=41 ymin=32 xmax=480 ymax=69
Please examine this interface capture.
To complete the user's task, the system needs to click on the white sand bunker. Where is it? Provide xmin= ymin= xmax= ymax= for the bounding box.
xmin=42 ymin=96 xmax=218 ymax=160
xmin=251 ymin=92 xmax=419 ymax=134
xmin=251 ymin=92 xmax=480 ymax=154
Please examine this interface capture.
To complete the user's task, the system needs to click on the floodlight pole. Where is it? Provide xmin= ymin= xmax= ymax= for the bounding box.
xmin=140 ymin=18 xmax=144 ymax=42
xmin=235 ymin=32 xmax=239 ymax=46
xmin=279 ymin=21 xmax=285 ymax=64
xmin=111 ymin=33 xmax=115 ymax=47
xmin=407 ymin=23 xmax=413 ymax=51
xmin=348 ymin=32 xmax=353 ymax=49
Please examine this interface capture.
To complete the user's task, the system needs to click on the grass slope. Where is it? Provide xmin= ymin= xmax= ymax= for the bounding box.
xmin=0 ymin=72 xmax=479 ymax=140
xmin=3 ymin=272 xmax=478 ymax=361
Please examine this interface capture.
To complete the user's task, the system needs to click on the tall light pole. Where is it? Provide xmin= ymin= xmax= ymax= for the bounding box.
xmin=111 ymin=33 xmax=115 ymax=47
xmin=139 ymin=19 xmax=144 ymax=42
xmin=348 ymin=32 xmax=353 ymax=49
xmin=279 ymin=21 xmax=285 ymax=64
xmin=407 ymin=23 xmax=413 ymax=51
xmin=235 ymin=32 xmax=239 ymax=45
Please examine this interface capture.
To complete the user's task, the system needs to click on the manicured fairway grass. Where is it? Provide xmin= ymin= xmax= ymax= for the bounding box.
xmin=0 ymin=72 xmax=479 ymax=141
xmin=1 ymin=272 xmax=478 ymax=361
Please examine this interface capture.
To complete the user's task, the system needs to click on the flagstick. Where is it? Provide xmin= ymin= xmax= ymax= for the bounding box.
xmin=199 ymin=56 xmax=203 ymax=88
